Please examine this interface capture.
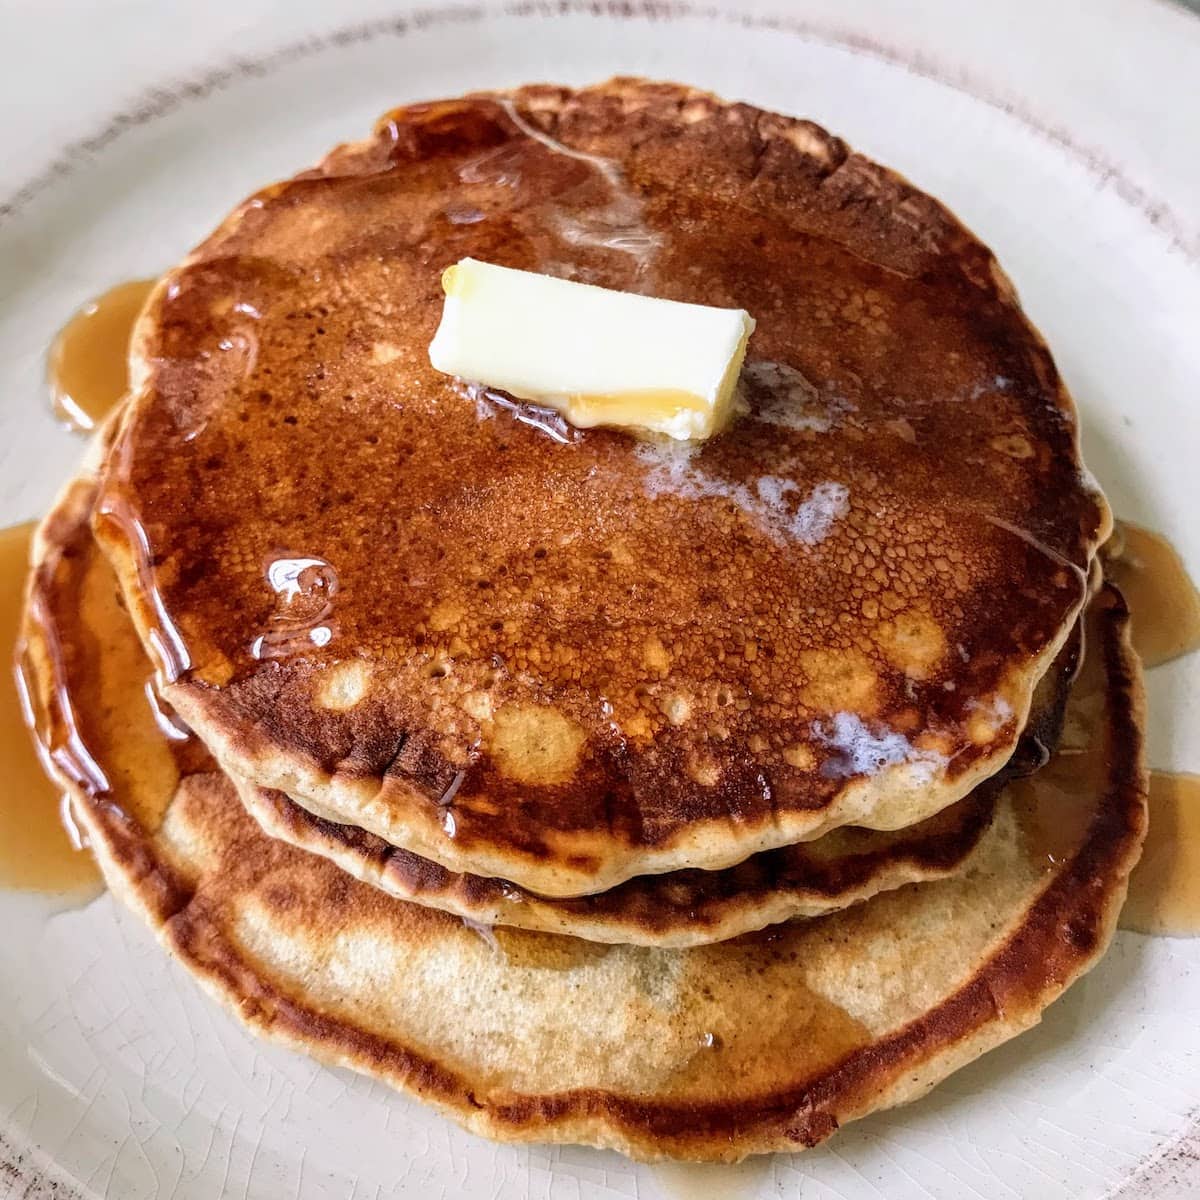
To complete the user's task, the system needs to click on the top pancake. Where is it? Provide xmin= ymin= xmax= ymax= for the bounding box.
xmin=22 ymin=449 xmax=1061 ymax=949
xmin=95 ymin=79 xmax=1109 ymax=895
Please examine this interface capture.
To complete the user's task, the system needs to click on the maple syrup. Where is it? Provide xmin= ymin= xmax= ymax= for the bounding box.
xmin=1120 ymin=771 xmax=1200 ymax=937
xmin=0 ymin=276 xmax=173 ymax=896
xmin=0 ymin=522 xmax=101 ymax=895
xmin=12 ymin=271 xmax=1200 ymax=947
xmin=1100 ymin=520 xmax=1200 ymax=935
xmin=1104 ymin=521 xmax=1200 ymax=667
xmin=1012 ymin=600 xmax=1108 ymax=871
xmin=46 ymin=278 xmax=155 ymax=432
xmin=24 ymin=485 xmax=206 ymax=833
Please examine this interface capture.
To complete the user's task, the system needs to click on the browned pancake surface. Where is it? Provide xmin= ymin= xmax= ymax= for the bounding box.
xmin=32 ymin=457 xmax=1024 ymax=945
xmin=20 ymin=467 xmax=1147 ymax=1159
xmin=244 ymin=782 xmax=999 ymax=946
xmin=240 ymin=622 xmax=1077 ymax=943
xmin=95 ymin=80 xmax=1108 ymax=893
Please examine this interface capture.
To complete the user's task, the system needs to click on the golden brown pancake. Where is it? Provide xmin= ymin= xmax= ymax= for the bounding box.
xmin=35 ymin=450 xmax=1026 ymax=946
xmin=240 ymin=780 xmax=1001 ymax=947
xmin=95 ymin=79 xmax=1110 ymax=895
xmin=21 ymin=458 xmax=1146 ymax=1161
xmin=238 ymin=633 xmax=1077 ymax=945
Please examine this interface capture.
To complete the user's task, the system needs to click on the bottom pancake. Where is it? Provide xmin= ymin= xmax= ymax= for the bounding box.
xmin=18 ymin=462 xmax=1147 ymax=1161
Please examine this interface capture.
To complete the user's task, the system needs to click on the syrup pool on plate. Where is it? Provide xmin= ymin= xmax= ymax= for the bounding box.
xmin=1105 ymin=521 xmax=1200 ymax=935
xmin=0 ymin=277 xmax=153 ymax=895
xmin=45 ymin=278 xmax=156 ymax=433
xmin=0 ymin=522 xmax=101 ymax=895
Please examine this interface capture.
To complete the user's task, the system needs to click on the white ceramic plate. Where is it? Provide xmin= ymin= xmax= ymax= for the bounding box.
xmin=2 ymin=2 xmax=1198 ymax=1196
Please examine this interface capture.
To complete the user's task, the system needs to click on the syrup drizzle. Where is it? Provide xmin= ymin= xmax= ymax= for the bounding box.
xmin=1104 ymin=520 xmax=1200 ymax=667
xmin=1120 ymin=771 xmax=1200 ymax=937
xmin=1102 ymin=522 xmax=1200 ymax=935
xmin=46 ymin=278 xmax=155 ymax=432
xmin=496 ymin=97 xmax=662 ymax=280
xmin=8 ymin=278 xmax=1200 ymax=946
xmin=0 ymin=522 xmax=101 ymax=895
xmin=0 ymin=277 xmax=155 ymax=894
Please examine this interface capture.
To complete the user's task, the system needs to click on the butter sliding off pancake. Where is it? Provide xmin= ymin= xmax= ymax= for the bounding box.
xmin=20 ymin=439 xmax=1146 ymax=1162
xmin=94 ymin=80 xmax=1109 ymax=895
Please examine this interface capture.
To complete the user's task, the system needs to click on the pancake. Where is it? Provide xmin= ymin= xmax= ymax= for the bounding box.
xmin=238 ymin=634 xmax=1078 ymax=946
xmin=34 ymin=452 xmax=1022 ymax=946
xmin=45 ymin=436 xmax=1082 ymax=950
xmin=239 ymin=781 xmax=997 ymax=946
xmin=22 ymin=444 xmax=1145 ymax=1162
xmin=94 ymin=79 xmax=1110 ymax=895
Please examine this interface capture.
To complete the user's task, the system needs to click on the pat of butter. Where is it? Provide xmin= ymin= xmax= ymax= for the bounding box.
xmin=428 ymin=258 xmax=755 ymax=441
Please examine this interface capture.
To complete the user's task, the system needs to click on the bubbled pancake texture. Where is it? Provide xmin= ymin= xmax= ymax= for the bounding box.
xmin=22 ymin=459 xmax=1147 ymax=1161
xmin=233 ymin=625 xmax=1078 ymax=945
xmin=36 ymin=458 xmax=1025 ymax=949
xmin=95 ymin=79 xmax=1109 ymax=895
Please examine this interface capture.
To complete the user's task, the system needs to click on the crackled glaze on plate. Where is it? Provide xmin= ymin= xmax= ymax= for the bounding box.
xmin=1 ymin=1 xmax=1198 ymax=1197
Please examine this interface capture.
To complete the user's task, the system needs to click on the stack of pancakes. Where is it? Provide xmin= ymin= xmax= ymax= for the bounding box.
xmin=19 ymin=80 xmax=1147 ymax=1161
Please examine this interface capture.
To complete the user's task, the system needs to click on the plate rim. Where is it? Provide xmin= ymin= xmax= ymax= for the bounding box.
xmin=1 ymin=0 xmax=1198 ymax=262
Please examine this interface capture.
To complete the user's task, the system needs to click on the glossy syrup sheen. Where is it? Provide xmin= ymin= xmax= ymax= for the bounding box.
xmin=25 ymin=458 xmax=997 ymax=957
xmin=18 ymin=471 xmax=887 ymax=1116
xmin=0 ymin=521 xmax=101 ymax=894
xmin=21 ymin=487 xmax=210 ymax=844
xmin=13 ymin=271 xmax=1200 ymax=918
xmin=0 ymin=274 xmax=155 ymax=894
xmin=1011 ymin=595 xmax=1109 ymax=872
xmin=1120 ymin=772 xmax=1200 ymax=936
xmin=1104 ymin=521 xmax=1200 ymax=667
xmin=1100 ymin=521 xmax=1200 ymax=936
xmin=46 ymin=278 xmax=155 ymax=432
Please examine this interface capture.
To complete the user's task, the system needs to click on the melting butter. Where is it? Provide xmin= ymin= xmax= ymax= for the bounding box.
xmin=428 ymin=258 xmax=754 ymax=440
